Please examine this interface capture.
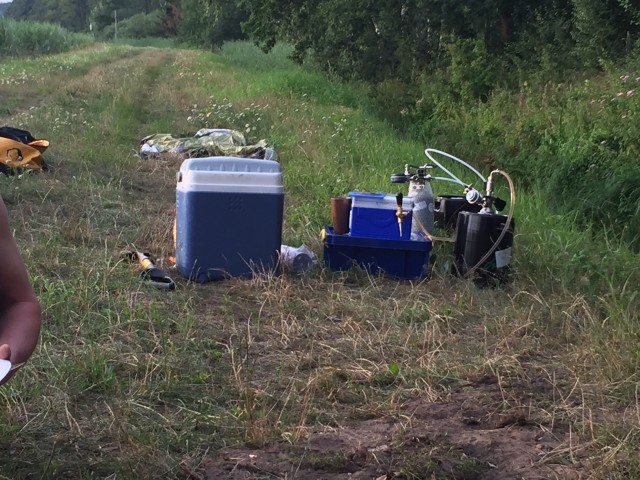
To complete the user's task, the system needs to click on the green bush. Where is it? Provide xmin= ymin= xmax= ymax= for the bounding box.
xmin=370 ymin=79 xmax=419 ymax=129
xmin=125 ymin=11 xmax=163 ymax=39
xmin=101 ymin=10 xmax=164 ymax=40
xmin=446 ymin=37 xmax=500 ymax=101
xmin=178 ymin=0 xmax=246 ymax=49
xmin=0 ymin=18 xmax=92 ymax=57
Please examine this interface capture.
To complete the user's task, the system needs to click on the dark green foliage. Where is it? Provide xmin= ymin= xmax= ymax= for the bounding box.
xmin=504 ymin=3 xmax=578 ymax=84
xmin=572 ymin=0 xmax=632 ymax=68
xmin=177 ymin=0 xmax=247 ymax=49
xmin=237 ymin=0 xmax=640 ymax=90
xmin=239 ymin=0 xmax=446 ymax=83
xmin=5 ymin=0 xmax=164 ymax=35
xmin=101 ymin=9 xmax=164 ymax=39
xmin=90 ymin=0 xmax=164 ymax=37
xmin=446 ymin=37 xmax=500 ymax=101
xmin=7 ymin=0 xmax=98 ymax=32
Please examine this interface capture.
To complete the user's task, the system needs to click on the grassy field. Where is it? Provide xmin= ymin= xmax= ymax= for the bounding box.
xmin=0 ymin=41 xmax=639 ymax=479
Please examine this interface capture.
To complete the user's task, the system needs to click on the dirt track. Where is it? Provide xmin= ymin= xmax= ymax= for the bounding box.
xmin=201 ymin=375 xmax=583 ymax=479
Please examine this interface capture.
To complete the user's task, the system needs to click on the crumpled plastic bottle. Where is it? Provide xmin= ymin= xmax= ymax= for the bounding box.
xmin=280 ymin=244 xmax=317 ymax=274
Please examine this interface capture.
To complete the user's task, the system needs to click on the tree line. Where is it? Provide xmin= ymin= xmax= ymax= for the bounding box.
xmin=6 ymin=0 xmax=640 ymax=94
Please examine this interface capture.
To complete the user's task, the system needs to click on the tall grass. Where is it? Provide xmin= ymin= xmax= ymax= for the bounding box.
xmin=0 ymin=17 xmax=92 ymax=57
xmin=114 ymin=37 xmax=183 ymax=49
xmin=394 ymin=68 xmax=640 ymax=249
xmin=218 ymin=41 xmax=296 ymax=71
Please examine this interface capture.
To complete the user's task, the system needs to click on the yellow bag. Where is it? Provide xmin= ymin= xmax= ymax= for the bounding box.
xmin=0 ymin=137 xmax=49 ymax=171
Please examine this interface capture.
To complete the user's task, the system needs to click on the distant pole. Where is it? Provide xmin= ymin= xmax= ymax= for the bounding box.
xmin=114 ymin=10 xmax=118 ymax=42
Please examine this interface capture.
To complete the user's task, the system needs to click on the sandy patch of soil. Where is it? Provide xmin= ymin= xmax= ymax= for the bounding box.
xmin=199 ymin=377 xmax=584 ymax=479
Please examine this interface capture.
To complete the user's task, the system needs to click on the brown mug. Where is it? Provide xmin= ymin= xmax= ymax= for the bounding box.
xmin=330 ymin=197 xmax=351 ymax=235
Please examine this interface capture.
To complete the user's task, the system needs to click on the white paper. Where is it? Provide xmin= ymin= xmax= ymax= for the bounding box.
xmin=0 ymin=359 xmax=11 ymax=382
xmin=495 ymin=247 xmax=512 ymax=268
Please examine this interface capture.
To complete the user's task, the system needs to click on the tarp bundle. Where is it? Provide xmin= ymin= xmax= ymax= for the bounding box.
xmin=0 ymin=126 xmax=49 ymax=174
xmin=139 ymin=128 xmax=276 ymax=160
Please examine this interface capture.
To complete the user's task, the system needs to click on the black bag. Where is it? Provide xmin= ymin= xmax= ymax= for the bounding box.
xmin=0 ymin=127 xmax=37 ymax=144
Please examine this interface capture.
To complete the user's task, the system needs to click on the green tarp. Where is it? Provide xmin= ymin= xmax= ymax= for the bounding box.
xmin=139 ymin=128 xmax=275 ymax=160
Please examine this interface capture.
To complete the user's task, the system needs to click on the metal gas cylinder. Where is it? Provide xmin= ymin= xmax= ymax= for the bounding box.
xmin=409 ymin=180 xmax=434 ymax=240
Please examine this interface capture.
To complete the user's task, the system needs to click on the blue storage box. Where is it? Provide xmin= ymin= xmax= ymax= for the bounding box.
xmin=175 ymin=156 xmax=284 ymax=282
xmin=323 ymin=227 xmax=431 ymax=279
xmin=348 ymin=192 xmax=413 ymax=240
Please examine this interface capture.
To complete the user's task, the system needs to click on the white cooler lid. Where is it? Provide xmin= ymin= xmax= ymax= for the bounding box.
xmin=177 ymin=157 xmax=283 ymax=194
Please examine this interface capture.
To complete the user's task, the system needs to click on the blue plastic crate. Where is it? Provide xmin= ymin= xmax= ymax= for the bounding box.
xmin=323 ymin=226 xmax=431 ymax=279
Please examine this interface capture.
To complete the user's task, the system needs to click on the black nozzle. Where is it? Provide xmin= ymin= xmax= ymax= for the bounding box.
xmin=141 ymin=267 xmax=176 ymax=290
xmin=396 ymin=192 xmax=403 ymax=207
xmin=493 ymin=197 xmax=507 ymax=212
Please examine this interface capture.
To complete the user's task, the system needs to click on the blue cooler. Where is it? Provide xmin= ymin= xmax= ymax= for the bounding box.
xmin=175 ymin=157 xmax=284 ymax=282
xmin=349 ymin=192 xmax=413 ymax=240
